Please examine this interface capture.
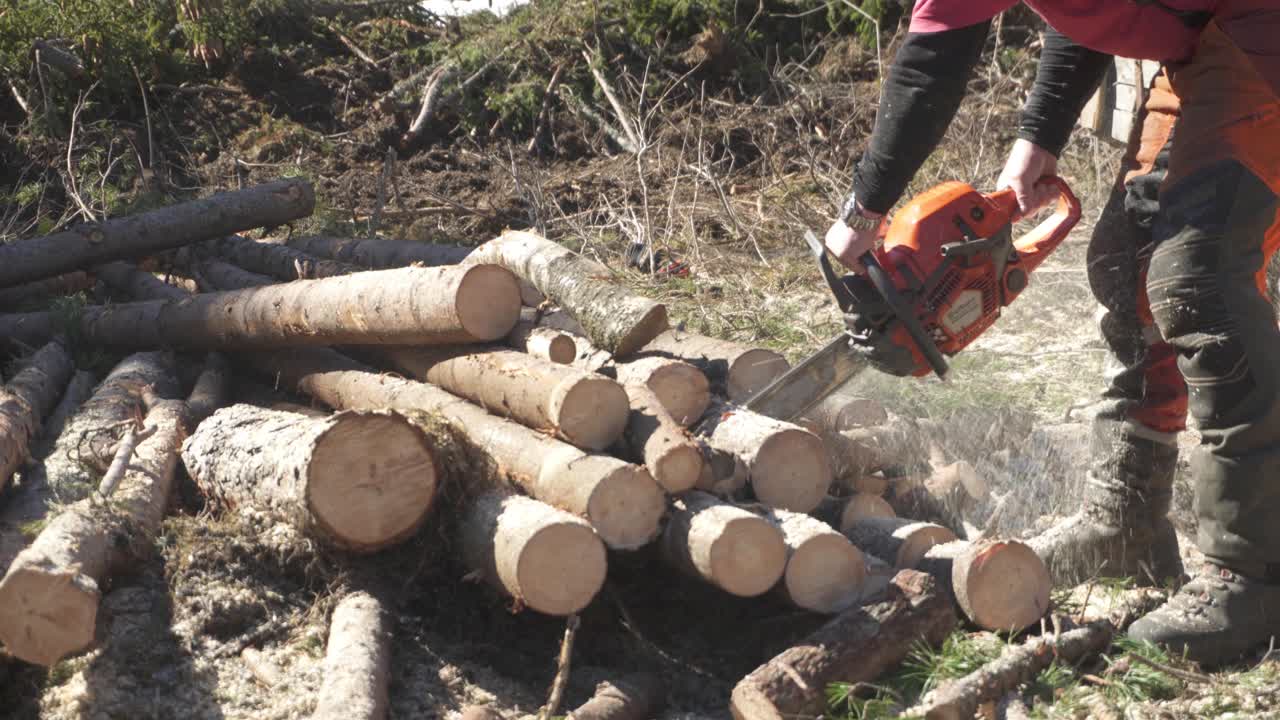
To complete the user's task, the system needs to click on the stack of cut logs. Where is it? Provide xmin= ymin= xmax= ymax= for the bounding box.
xmin=0 ymin=178 xmax=1052 ymax=719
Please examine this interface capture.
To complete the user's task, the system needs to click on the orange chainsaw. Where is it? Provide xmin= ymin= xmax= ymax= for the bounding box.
xmin=746 ymin=177 xmax=1081 ymax=421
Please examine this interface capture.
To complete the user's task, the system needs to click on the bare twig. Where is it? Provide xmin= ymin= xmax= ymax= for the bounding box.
xmin=401 ymin=64 xmax=454 ymax=147
xmin=527 ymin=62 xmax=567 ymax=155
xmin=322 ymin=21 xmax=381 ymax=69
xmin=1125 ymin=651 xmax=1215 ymax=685
xmin=97 ymin=423 xmax=157 ymax=498
xmin=65 ymin=83 xmax=102 ymax=222
xmin=582 ymin=49 xmax=642 ymax=153
xmin=837 ymin=0 xmax=882 ymax=83
xmin=371 ymin=145 xmax=395 ymax=233
xmin=536 ymin=614 xmax=580 ymax=720
xmin=7 ymin=79 xmax=31 ymax=116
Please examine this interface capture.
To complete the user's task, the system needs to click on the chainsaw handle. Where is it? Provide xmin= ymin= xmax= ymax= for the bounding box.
xmin=989 ymin=176 xmax=1082 ymax=273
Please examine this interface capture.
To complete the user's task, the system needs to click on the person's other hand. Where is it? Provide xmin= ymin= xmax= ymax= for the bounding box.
xmin=824 ymin=218 xmax=882 ymax=273
xmin=997 ymin=139 xmax=1059 ymax=215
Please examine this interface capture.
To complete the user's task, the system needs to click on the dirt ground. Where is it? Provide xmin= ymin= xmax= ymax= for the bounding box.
xmin=3 ymin=3 xmax=1279 ymax=718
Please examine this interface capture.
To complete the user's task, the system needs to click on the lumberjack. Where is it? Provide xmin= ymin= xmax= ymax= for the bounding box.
xmin=824 ymin=0 xmax=1280 ymax=667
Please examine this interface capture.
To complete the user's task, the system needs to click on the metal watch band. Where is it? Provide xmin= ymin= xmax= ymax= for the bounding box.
xmin=840 ymin=195 xmax=882 ymax=232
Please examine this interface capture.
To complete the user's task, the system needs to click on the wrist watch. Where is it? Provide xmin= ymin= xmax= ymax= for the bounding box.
xmin=840 ymin=194 xmax=884 ymax=232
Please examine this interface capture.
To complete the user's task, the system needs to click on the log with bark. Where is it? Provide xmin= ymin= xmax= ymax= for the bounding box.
xmin=694 ymin=441 xmax=748 ymax=496
xmin=272 ymin=234 xmax=474 ymax=268
xmin=461 ymin=492 xmax=607 ymax=615
xmin=312 ymin=590 xmax=392 ymax=720
xmin=0 ymin=339 xmax=75 ymax=492
xmin=638 ymin=330 xmax=788 ymax=402
xmin=0 ymin=265 xmax=522 ymax=350
xmin=567 ymin=673 xmax=665 ymax=720
xmin=0 ymin=272 xmax=92 ymax=310
xmin=617 ymin=384 xmax=702 ymax=494
xmin=381 ymin=346 xmax=630 ymax=451
xmin=799 ymin=395 xmax=888 ymax=434
xmin=209 ymin=234 xmax=357 ymax=280
xmin=916 ymin=540 xmax=1051 ymax=634
xmin=245 ymin=349 xmax=666 ymax=550
xmin=94 ymin=261 xmax=189 ymax=302
xmin=660 ymin=491 xmax=787 ymax=597
xmin=0 ymin=359 xmax=223 ymax=666
xmin=466 ymin=231 xmax=668 ymax=357
xmin=697 ymin=404 xmax=830 ymax=513
xmin=187 ymin=257 xmax=275 ymax=292
xmin=181 ymin=404 xmax=439 ymax=552
xmin=889 ymin=461 xmax=990 ymax=527
xmin=0 ymin=178 xmax=314 ymax=289
xmin=902 ymin=592 xmax=1166 ymax=720
xmin=0 ymin=354 xmax=174 ymax=578
xmin=843 ymin=517 xmax=958 ymax=569
xmin=729 ymin=570 xmax=958 ymax=720
xmin=766 ymin=510 xmax=865 ymax=613
xmin=612 ymin=357 xmax=710 ymax=427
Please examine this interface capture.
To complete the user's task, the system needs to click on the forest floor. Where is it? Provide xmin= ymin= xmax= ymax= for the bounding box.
xmin=1 ymin=2 xmax=1278 ymax=718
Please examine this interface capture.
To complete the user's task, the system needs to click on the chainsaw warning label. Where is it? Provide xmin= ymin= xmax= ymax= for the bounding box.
xmin=940 ymin=289 xmax=984 ymax=336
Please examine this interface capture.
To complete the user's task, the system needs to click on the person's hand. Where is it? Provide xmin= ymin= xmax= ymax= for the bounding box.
xmin=824 ymin=216 xmax=882 ymax=273
xmin=997 ymin=139 xmax=1059 ymax=215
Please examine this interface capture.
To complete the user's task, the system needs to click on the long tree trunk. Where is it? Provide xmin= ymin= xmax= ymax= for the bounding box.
xmin=0 ymin=178 xmax=314 ymax=289
xmin=0 ymin=339 xmax=75 ymax=492
xmin=617 ymin=384 xmax=701 ymax=494
xmin=312 ymin=591 xmax=392 ymax=720
xmin=276 ymin=234 xmax=473 ymax=267
xmin=94 ymin=261 xmax=189 ymax=302
xmin=461 ymin=492 xmax=607 ymax=616
xmin=0 ymin=354 xmax=175 ymax=578
xmin=187 ymin=257 xmax=275 ymax=291
xmin=0 ymin=389 xmax=197 ymax=666
xmin=698 ymin=403 xmax=830 ymax=513
xmin=210 ymin=234 xmax=357 ymax=280
xmin=0 ymin=265 xmax=521 ymax=351
xmin=660 ymin=491 xmax=787 ymax=598
xmin=729 ymin=570 xmax=957 ymax=720
xmin=246 ymin=348 xmax=666 ymax=550
xmin=567 ymin=673 xmax=665 ymax=720
xmin=613 ymin=357 xmax=710 ymax=427
xmin=638 ymin=330 xmax=788 ymax=402
xmin=843 ymin=516 xmax=958 ymax=569
xmin=916 ymin=540 xmax=1051 ymax=633
xmin=380 ymin=346 xmax=630 ymax=451
xmin=800 ymin=395 xmax=888 ymax=434
xmin=766 ymin=509 xmax=866 ymax=614
xmin=466 ymin=231 xmax=668 ymax=357
xmin=181 ymin=404 xmax=439 ymax=552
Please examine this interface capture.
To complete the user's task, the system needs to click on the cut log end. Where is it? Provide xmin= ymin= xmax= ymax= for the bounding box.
xmin=519 ymin=520 xmax=608 ymax=616
xmin=953 ymin=540 xmax=1052 ymax=634
xmin=456 ymin=264 xmax=523 ymax=341
xmin=584 ymin=464 xmax=667 ymax=550
xmin=726 ymin=349 xmax=789 ymax=402
xmin=785 ymin=531 xmax=866 ymax=614
xmin=710 ymin=515 xmax=788 ymax=597
xmin=307 ymin=412 xmax=438 ymax=549
xmin=839 ymin=493 xmax=897 ymax=534
xmin=897 ymin=524 xmax=959 ymax=569
xmin=530 ymin=331 xmax=577 ymax=364
xmin=752 ymin=429 xmax=830 ymax=513
xmin=639 ymin=360 xmax=710 ymax=426
xmin=0 ymin=564 xmax=98 ymax=666
xmin=614 ymin=304 xmax=669 ymax=359
xmin=649 ymin=442 xmax=702 ymax=495
xmin=555 ymin=376 xmax=631 ymax=451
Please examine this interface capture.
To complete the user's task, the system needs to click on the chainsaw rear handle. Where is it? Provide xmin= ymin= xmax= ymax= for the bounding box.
xmin=989 ymin=176 xmax=1082 ymax=274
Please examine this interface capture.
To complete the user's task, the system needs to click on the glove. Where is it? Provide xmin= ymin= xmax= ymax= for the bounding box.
xmin=839 ymin=274 xmax=920 ymax=377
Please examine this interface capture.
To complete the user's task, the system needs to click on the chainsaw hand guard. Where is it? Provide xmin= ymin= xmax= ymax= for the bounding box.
xmin=839 ymin=274 xmax=921 ymax=377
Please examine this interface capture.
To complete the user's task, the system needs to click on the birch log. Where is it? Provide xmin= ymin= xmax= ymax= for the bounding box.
xmin=210 ymin=234 xmax=356 ymax=280
xmin=0 ymin=178 xmax=314 ymax=289
xmin=461 ymin=492 xmax=607 ymax=615
xmin=767 ymin=510 xmax=866 ymax=613
xmin=0 ymin=339 xmax=75 ymax=492
xmin=276 ymin=234 xmax=473 ymax=267
xmin=381 ymin=346 xmax=630 ymax=451
xmin=843 ymin=517 xmax=957 ymax=569
xmin=916 ymin=540 xmax=1051 ymax=633
xmin=613 ymin=357 xmax=710 ymax=427
xmin=312 ymin=591 xmax=392 ymax=720
xmin=660 ymin=491 xmax=787 ymax=597
xmin=507 ymin=316 xmax=576 ymax=365
xmin=181 ymin=405 xmax=439 ymax=552
xmin=466 ymin=231 xmax=668 ymax=357
xmin=698 ymin=404 xmax=830 ymax=513
xmin=245 ymin=348 xmax=666 ymax=550
xmin=638 ymin=329 xmax=788 ymax=402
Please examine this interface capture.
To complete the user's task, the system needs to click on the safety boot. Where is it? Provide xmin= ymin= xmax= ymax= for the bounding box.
xmin=1027 ymin=425 xmax=1184 ymax=587
xmin=1129 ymin=562 xmax=1280 ymax=668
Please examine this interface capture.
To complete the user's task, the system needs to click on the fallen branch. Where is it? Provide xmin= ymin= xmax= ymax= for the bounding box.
xmin=312 ymin=590 xmax=392 ymax=720
xmin=582 ymin=49 xmax=641 ymax=152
